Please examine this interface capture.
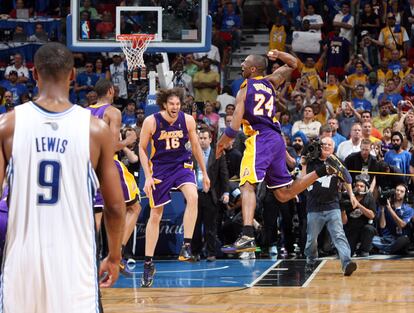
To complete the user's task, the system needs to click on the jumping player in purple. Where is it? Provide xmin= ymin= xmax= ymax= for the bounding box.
xmin=87 ymin=79 xmax=141 ymax=276
xmin=139 ymin=87 xmax=210 ymax=287
xmin=216 ymin=49 xmax=354 ymax=253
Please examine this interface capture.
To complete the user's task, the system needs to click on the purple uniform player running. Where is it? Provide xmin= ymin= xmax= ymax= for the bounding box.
xmin=139 ymin=87 xmax=210 ymax=288
xmin=216 ymin=49 xmax=354 ymax=254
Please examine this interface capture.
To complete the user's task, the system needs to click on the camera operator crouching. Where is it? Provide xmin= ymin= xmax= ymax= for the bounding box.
xmin=342 ymin=176 xmax=377 ymax=257
xmin=372 ymin=184 xmax=414 ymax=255
xmin=302 ymin=137 xmax=357 ymax=276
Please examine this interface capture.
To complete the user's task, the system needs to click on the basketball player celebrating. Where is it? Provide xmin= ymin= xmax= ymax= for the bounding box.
xmin=87 ymin=79 xmax=141 ymax=276
xmin=216 ymin=49 xmax=355 ymax=253
xmin=139 ymin=87 xmax=210 ymax=287
xmin=0 ymin=43 xmax=126 ymax=312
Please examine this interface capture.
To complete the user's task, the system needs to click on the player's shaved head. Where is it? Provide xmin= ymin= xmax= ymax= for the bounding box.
xmin=34 ymin=43 xmax=74 ymax=80
xmin=249 ymin=55 xmax=267 ymax=72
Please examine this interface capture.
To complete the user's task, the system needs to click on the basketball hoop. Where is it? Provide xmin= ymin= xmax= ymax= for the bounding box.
xmin=116 ymin=34 xmax=155 ymax=73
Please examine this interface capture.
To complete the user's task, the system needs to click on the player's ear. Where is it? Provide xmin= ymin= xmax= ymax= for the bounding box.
xmin=33 ymin=67 xmax=39 ymax=81
xmin=69 ymin=68 xmax=76 ymax=81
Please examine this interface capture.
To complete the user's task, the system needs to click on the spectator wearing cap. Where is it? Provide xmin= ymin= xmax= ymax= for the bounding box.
xmin=291 ymin=105 xmax=321 ymax=140
xmin=378 ymin=12 xmax=409 ymax=59
xmin=333 ymin=2 xmax=354 ymax=45
xmin=352 ymin=84 xmax=372 ymax=113
xmin=4 ymin=53 xmax=29 ymax=84
xmin=384 ymin=132 xmax=411 ymax=176
xmin=364 ymin=72 xmax=384 ymax=110
xmin=0 ymin=71 xmax=28 ymax=106
xmin=359 ymin=30 xmax=381 ymax=69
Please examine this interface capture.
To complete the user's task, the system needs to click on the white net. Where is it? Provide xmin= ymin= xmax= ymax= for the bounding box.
xmin=117 ymin=34 xmax=154 ymax=71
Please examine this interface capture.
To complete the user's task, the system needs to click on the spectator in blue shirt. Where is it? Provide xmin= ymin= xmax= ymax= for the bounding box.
xmin=0 ymin=71 xmax=28 ymax=106
xmin=74 ymin=61 xmax=99 ymax=103
xmin=372 ymin=184 xmax=413 ymax=255
xmin=221 ymin=2 xmax=241 ymax=51
xmin=122 ymin=100 xmax=137 ymax=126
xmin=352 ymin=84 xmax=372 ymax=112
xmin=378 ymin=79 xmax=403 ymax=109
xmin=384 ymin=132 xmax=411 ymax=177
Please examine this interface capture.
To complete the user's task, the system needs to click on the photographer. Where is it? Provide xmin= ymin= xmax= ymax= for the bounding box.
xmin=303 ymin=136 xmax=357 ymax=276
xmin=342 ymin=177 xmax=377 ymax=257
xmin=372 ymin=184 xmax=414 ymax=255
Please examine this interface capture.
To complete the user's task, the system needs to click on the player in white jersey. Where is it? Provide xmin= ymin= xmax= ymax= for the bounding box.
xmin=0 ymin=43 xmax=126 ymax=313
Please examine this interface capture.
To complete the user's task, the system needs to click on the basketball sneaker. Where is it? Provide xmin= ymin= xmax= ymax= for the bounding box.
xmin=119 ymin=258 xmax=133 ymax=277
xmin=221 ymin=235 xmax=256 ymax=254
xmin=178 ymin=244 xmax=196 ymax=262
xmin=344 ymin=261 xmax=357 ymax=276
xmin=325 ymin=155 xmax=352 ymax=184
xmin=141 ymin=262 xmax=156 ymax=288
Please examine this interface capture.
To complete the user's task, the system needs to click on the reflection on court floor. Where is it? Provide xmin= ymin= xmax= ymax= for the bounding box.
xmin=113 ymin=259 xmax=322 ymax=288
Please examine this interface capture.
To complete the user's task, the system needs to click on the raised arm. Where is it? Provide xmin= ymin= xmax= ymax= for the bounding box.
xmin=216 ymin=87 xmax=246 ymax=159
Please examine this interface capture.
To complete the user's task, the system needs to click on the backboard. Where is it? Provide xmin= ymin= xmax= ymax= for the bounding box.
xmin=67 ymin=0 xmax=212 ymax=53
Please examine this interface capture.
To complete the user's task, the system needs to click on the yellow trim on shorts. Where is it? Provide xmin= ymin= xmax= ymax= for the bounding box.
xmin=115 ymin=159 xmax=140 ymax=202
xmin=149 ymin=178 xmax=162 ymax=209
xmin=240 ymin=134 xmax=260 ymax=186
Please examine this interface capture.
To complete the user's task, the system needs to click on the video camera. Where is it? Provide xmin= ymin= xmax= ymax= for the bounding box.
xmin=303 ymin=139 xmax=322 ymax=162
xmin=378 ymin=188 xmax=395 ymax=206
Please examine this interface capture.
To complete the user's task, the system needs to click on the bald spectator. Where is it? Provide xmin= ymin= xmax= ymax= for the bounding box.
xmin=291 ymin=105 xmax=321 ymax=140
xmin=337 ymin=123 xmax=363 ymax=161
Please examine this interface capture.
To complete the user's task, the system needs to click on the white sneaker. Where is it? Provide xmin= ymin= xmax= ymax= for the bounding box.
xmin=239 ymin=251 xmax=256 ymax=259
xmin=268 ymin=246 xmax=278 ymax=256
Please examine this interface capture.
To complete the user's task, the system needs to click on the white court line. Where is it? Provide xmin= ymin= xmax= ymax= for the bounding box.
xmin=247 ymin=260 xmax=282 ymax=287
xmin=125 ymin=265 xmax=230 ymax=277
xmin=302 ymin=260 xmax=327 ymax=288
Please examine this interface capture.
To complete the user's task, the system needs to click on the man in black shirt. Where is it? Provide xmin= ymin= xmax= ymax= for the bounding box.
xmin=344 ymin=138 xmax=378 ymax=186
xmin=304 ymin=137 xmax=358 ymax=276
xmin=342 ymin=177 xmax=377 ymax=257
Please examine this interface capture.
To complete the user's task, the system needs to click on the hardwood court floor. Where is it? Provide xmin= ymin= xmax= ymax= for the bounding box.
xmin=102 ymin=259 xmax=414 ymax=313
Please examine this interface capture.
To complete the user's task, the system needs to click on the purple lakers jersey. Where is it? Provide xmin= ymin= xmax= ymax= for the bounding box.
xmin=242 ymin=78 xmax=280 ymax=136
xmin=86 ymin=103 xmax=111 ymax=119
xmin=151 ymin=111 xmax=192 ymax=169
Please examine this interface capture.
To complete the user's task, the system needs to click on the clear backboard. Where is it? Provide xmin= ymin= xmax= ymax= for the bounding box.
xmin=67 ymin=0 xmax=212 ymax=53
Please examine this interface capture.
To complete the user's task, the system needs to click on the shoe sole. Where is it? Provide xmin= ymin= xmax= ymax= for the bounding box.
xmin=344 ymin=262 xmax=357 ymax=276
xmin=178 ymin=256 xmax=197 ymax=262
xmin=141 ymin=269 xmax=156 ymax=288
xmin=221 ymin=246 xmax=256 ymax=254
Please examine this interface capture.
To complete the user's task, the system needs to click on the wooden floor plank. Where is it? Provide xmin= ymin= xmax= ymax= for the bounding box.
xmin=102 ymin=260 xmax=414 ymax=313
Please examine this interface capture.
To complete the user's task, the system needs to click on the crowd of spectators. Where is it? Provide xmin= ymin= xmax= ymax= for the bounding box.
xmin=1 ymin=0 xmax=414 ymax=259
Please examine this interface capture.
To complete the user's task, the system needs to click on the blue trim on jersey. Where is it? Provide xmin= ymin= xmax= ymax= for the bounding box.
xmin=30 ymin=101 xmax=77 ymax=117
xmin=87 ymin=162 xmax=100 ymax=313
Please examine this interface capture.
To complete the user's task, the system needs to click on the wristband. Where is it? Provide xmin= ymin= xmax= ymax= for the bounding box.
xmin=224 ymin=126 xmax=238 ymax=138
